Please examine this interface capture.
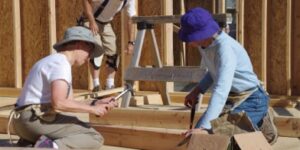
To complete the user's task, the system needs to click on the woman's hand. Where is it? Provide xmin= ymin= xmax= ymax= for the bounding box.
xmin=182 ymin=128 xmax=209 ymax=137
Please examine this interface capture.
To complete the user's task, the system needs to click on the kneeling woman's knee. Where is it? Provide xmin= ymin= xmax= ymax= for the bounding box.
xmin=90 ymin=132 xmax=104 ymax=149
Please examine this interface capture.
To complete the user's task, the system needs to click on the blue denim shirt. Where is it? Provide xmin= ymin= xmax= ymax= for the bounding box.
xmin=195 ymin=32 xmax=260 ymax=129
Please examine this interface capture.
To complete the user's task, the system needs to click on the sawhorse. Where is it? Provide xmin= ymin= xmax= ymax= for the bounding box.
xmin=121 ymin=21 xmax=172 ymax=107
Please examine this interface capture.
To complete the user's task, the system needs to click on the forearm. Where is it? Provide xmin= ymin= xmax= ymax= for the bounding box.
xmin=127 ymin=18 xmax=135 ymax=41
xmin=198 ymin=73 xmax=213 ymax=94
xmin=52 ymin=98 xmax=94 ymax=114
xmin=83 ymin=0 xmax=96 ymax=24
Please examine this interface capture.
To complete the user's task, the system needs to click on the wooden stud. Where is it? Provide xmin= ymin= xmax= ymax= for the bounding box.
xmin=48 ymin=0 xmax=56 ymax=54
xmin=286 ymin=0 xmax=292 ymax=96
xmin=217 ymin=0 xmax=226 ymax=13
xmin=12 ymin=0 xmax=22 ymax=88
xmin=291 ymin=0 xmax=300 ymax=95
xmin=236 ymin=0 xmax=244 ymax=45
xmin=162 ymin=0 xmax=174 ymax=93
xmin=261 ymin=0 xmax=267 ymax=87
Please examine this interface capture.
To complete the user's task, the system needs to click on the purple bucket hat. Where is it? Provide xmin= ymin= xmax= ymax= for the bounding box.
xmin=179 ymin=7 xmax=220 ymax=42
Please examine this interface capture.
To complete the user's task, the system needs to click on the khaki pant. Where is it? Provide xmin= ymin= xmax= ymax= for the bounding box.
xmin=12 ymin=105 xmax=103 ymax=150
xmin=84 ymin=22 xmax=117 ymax=65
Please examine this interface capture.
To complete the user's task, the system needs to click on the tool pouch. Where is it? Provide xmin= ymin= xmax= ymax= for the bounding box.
xmin=31 ymin=104 xmax=57 ymax=122
xmin=211 ymin=111 xmax=256 ymax=137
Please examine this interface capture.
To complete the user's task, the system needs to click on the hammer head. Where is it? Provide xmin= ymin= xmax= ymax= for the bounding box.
xmin=125 ymin=83 xmax=134 ymax=96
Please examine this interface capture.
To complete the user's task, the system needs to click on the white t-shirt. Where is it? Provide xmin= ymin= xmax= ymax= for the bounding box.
xmin=92 ymin=0 xmax=136 ymax=22
xmin=16 ymin=53 xmax=72 ymax=107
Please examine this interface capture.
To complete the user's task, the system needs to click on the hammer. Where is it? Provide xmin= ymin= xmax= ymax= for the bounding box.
xmin=91 ymin=83 xmax=134 ymax=105
xmin=93 ymin=84 xmax=134 ymax=117
xmin=110 ymin=83 xmax=134 ymax=102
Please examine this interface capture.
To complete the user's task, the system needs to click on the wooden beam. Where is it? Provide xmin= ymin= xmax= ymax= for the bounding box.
xmin=92 ymin=124 xmax=185 ymax=150
xmin=0 ymin=115 xmax=16 ymax=135
xmin=217 ymin=0 xmax=226 ymax=13
xmin=73 ymin=87 xmax=124 ymax=100
xmin=0 ymin=87 xmax=21 ymax=97
xmin=13 ymin=0 xmax=22 ymax=88
xmin=90 ymin=108 xmax=202 ymax=129
xmin=48 ymin=0 xmax=56 ymax=54
xmin=162 ymin=0 xmax=173 ymax=91
xmin=131 ymin=14 xmax=232 ymax=24
xmin=236 ymin=0 xmax=244 ymax=45
xmin=124 ymin=67 xmax=206 ymax=82
xmin=261 ymin=0 xmax=268 ymax=86
xmin=274 ymin=116 xmax=300 ymax=137
xmin=169 ymin=92 xmax=299 ymax=108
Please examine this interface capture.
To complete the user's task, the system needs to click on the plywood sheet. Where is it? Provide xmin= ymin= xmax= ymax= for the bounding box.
xmin=244 ymin=0 xmax=265 ymax=81
xmin=267 ymin=0 xmax=290 ymax=95
xmin=0 ymin=0 xmax=15 ymax=87
xmin=20 ymin=0 xmax=50 ymax=82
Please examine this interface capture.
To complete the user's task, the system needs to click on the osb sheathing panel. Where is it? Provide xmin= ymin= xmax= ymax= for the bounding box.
xmin=244 ymin=0 xmax=264 ymax=80
xmin=56 ymin=0 xmax=87 ymax=89
xmin=267 ymin=0 xmax=289 ymax=95
xmin=291 ymin=0 xmax=300 ymax=95
xmin=0 ymin=0 xmax=14 ymax=87
xmin=21 ymin=0 xmax=49 ymax=82
xmin=138 ymin=0 xmax=163 ymax=91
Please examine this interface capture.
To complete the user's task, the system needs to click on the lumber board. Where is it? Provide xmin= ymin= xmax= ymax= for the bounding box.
xmin=0 ymin=0 xmax=15 ymax=87
xmin=236 ymin=0 xmax=244 ymax=44
xmin=267 ymin=0 xmax=291 ymax=95
xmin=0 ymin=88 xmax=21 ymax=97
xmin=125 ymin=67 xmax=206 ymax=82
xmin=92 ymin=124 xmax=185 ymax=150
xmin=13 ymin=0 xmax=22 ymax=88
xmin=90 ymin=108 xmax=202 ymax=129
xmin=73 ymin=87 xmax=124 ymax=100
xmin=291 ymin=0 xmax=300 ymax=95
xmin=131 ymin=14 xmax=232 ymax=24
xmin=169 ymin=92 xmax=299 ymax=108
xmin=48 ymin=0 xmax=56 ymax=54
xmin=274 ymin=116 xmax=300 ymax=137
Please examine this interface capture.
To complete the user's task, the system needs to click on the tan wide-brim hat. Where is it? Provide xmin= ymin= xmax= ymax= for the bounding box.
xmin=53 ymin=26 xmax=103 ymax=58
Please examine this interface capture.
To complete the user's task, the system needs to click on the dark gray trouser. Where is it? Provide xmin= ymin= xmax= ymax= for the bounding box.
xmin=12 ymin=107 xmax=104 ymax=150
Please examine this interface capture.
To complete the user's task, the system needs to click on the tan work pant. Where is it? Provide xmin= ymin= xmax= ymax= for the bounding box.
xmin=84 ymin=22 xmax=117 ymax=65
xmin=12 ymin=105 xmax=103 ymax=150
